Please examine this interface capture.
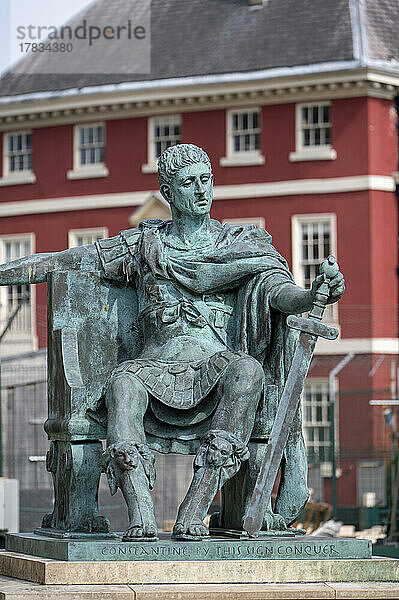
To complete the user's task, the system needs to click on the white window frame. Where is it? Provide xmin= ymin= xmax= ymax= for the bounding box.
xmin=68 ymin=227 xmax=109 ymax=248
xmin=0 ymin=131 xmax=36 ymax=187
xmin=289 ymin=102 xmax=336 ymax=162
xmin=67 ymin=123 xmax=109 ymax=180
xmin=220 ymin=107 xmax=265 ymax=167
xmin=302 ymin=377 xmax=339 ymax=471
xmin=142 ymin=115 xmax=181 ymax=173
xmin=222 ymin=216 xmax=265 ymax=228
xmin=0 ymin=233 xmax=37 ymax=354
xmin=291 ymin=213 xmax=338 ymax=324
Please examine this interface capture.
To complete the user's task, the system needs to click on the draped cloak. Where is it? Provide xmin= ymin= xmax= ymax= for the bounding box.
xmin=96 ymin=219 xmax=309 ymax=524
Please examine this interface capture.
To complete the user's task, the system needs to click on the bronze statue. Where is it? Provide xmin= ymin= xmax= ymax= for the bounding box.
xmin=0 ymin=144 xmax=344 ymax=542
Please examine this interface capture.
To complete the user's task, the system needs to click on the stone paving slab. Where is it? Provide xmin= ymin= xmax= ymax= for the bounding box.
xmin=327 ymin=582 xmax=399 ymax=599
xmin=0 ymin=552 xmax=398 ymax=586
xmin=0 ymin=578 xmax=399 ymax=600
xmin=0 ymin=576 xmax=134 ymax=599
xmin=131 ymin=582 xmax=335 ymax=599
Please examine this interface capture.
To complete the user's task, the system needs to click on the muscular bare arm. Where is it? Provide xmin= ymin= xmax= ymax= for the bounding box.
xmin=0 ymin=244 xmax=102 ymax=285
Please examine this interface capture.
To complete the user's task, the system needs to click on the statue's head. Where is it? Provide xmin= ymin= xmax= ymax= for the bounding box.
xmin=158 ymin=144 xmax=213 ymax=216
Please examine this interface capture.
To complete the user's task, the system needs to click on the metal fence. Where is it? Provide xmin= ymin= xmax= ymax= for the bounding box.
xmin=0 ymin=352 xmax=194 ymax=532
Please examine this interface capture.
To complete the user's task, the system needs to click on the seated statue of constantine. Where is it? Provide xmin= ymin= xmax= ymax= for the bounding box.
xmin=0 ymin=144 xmax=344 ymax=541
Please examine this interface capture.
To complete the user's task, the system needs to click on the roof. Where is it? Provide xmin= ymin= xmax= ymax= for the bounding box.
xmin=0 ymin=0 xmax=398 ymax=100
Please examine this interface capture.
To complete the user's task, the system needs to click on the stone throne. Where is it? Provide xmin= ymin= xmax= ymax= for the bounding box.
xmin=39 ymin=268 xmax=296 ymax=538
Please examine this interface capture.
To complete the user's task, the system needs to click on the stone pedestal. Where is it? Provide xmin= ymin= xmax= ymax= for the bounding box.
xmin=0 ymin=550 xmax=397 ymax=586
xmin=5 ymin=532 xmax=371 ymax=563
xmin=1 ymin=548 xmax=399 ymax=599
xmin=1 ymin=533 xmax=398 ymax=599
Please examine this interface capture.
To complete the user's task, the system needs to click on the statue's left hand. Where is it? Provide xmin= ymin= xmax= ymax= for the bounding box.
xmin=311 ymin=269 xmax=345 ymax=305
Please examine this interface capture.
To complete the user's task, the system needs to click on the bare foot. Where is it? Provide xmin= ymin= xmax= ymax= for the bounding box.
xmin=172 ymin=521 xmax=209 ymax=539
xmin=262 ymin=510 xmax=287 ymax=531
xmin=123 ymin=523 xmax=158 ymax=541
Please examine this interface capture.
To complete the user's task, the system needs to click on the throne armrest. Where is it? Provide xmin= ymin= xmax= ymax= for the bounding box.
xmin=45 ymin=270 xmax=140 ymax=442
xmin=44 ymin=327 xmax=103 ymax=440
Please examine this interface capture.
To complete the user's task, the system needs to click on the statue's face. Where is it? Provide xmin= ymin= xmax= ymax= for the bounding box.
xmin=164 ymin=161 xmax=213 ymax=216
xmin=207 ymin=437 xmax=233 ymax=468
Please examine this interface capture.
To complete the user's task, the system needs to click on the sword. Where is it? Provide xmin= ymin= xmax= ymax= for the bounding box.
xmin=242 ymin=255 xmax=340 ymax=537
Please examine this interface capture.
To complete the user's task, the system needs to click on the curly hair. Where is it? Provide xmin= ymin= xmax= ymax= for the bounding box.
xmin=157 ymin=143 xmax=212 ymax=188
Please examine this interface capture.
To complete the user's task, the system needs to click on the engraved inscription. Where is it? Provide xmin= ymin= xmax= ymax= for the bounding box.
xmin=101 ymin=544 xmax=191 ymax=557
xmin=99 ymin=541 xmax=342 ymax=560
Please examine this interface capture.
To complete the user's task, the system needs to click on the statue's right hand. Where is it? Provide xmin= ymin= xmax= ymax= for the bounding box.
xmin=310 ymin=267 xmax=345 ymax=305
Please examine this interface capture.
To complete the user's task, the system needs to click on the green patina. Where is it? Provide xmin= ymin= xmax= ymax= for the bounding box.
xmin=6 ymin=533 xmax=370 ymax=562
xmin=0 ymin=144 xmax=346 ymax=547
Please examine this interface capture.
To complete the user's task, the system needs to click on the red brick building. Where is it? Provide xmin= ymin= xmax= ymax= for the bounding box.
xmin=0 ymin=0 xmax=398 ymax=512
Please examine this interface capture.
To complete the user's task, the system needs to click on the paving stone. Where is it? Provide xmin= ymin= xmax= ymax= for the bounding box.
xmin=0 ymin=576 xmax=134 ymax=600
xmin=131 ymin=582 xmax=334 ymax=599
xmin=326 ymin=582 xmax=399 ymax=599
xmin=1 ymin=580 xmax=399 ymax=600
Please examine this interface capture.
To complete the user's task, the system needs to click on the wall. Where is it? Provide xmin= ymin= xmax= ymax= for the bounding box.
xmin=0 ymin=93 xmax=396 ymax=511
xmin=0 ymin=96 xmax=391 ymax=206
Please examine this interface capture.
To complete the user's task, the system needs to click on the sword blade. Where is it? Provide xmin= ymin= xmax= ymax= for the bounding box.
xmin=243 ymin=331 xmax=316 ymax=536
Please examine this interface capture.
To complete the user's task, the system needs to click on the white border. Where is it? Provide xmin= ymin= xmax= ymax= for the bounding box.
xmin=0 ymin=191 xmax=149 ymax=215
xmin=0 ymin=175 xmax=394 ymax=214
xmin=213 ymin=175 xmax=394 ymax=199
xmin=66 ymin=122 xmax=109 ymax=181
xmin=315 ymin=337 xmax=399 ymax=355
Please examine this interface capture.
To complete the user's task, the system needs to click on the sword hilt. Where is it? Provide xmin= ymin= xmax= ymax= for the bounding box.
xmin=309 ymin=255 xmax=339 ymax=321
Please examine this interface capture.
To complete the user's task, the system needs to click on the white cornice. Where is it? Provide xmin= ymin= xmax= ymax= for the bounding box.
xmin=1 ymin=62 xmax=398 ymax=105
xmin=0 ymin=191 xmax=150 ymax=217
xmin=0 ymin=68 xmax=397 ymax=131
xmin=213 ymin=175 xmax=395 ymax=199
xmin=315 ymin=337 xmax=399 ymax=355
xmin=0 ymin=174 xmax=394 ymax=217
